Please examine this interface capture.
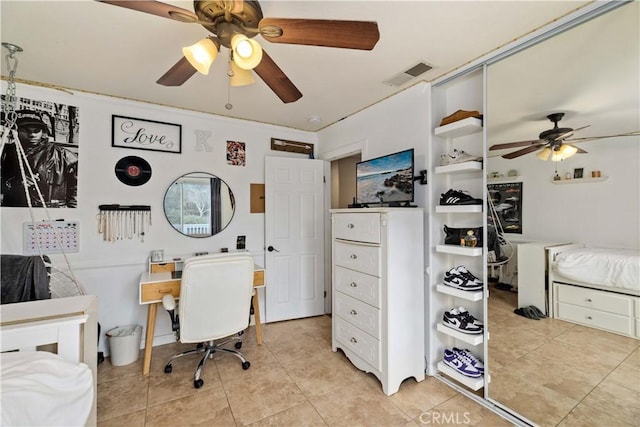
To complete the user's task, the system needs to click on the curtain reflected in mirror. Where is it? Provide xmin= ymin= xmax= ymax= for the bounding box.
xmin=163 ymin=172 xmax=235 ymax=237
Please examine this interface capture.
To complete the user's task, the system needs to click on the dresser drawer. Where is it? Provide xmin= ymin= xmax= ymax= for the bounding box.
xmin=150 ymin=262 xmax=176 ymax=273
xmin=556 ymin=284 xmax=633 ymax=316
xmin=334 ymin=317 xmax=381 ymax=370
xmin=333 ymin=213 xmax=381 ymax=243
xmin=335 ymin=292 xmax=381 ymax=338
xmin=140 ymin=280 xmax=181 ymax=303
xmin=334 ymin=241 xmax=381 ymax=276
xmin=335 ymin=266 xmax=380 ymax=308
xmin=557 ymin=302 xmax=634 ymax=336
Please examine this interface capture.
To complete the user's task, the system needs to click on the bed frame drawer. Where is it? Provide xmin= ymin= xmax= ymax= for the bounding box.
xmin=556 ymin=284 xmax=634 ymax=316
xmin=557 ymin=302 xmax=634 ymax=336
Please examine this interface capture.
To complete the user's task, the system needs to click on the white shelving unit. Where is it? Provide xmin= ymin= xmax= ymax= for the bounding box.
xmin=429 ymin=68 xmax=488 ymax=395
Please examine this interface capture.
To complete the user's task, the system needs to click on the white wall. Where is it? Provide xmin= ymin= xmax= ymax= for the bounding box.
xmin=1 ymin=82 xmax=316 ymax=353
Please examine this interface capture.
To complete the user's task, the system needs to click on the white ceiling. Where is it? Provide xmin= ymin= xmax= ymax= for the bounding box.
xmin=0 ymin=1 xmax=596 ymax=132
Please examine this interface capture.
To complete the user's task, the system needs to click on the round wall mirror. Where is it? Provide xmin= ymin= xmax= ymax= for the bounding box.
xmin=163 ymin=172 xmax=235 ymax=238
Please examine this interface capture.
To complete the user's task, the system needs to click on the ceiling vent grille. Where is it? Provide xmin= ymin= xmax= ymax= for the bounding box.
xmin=383 ymin=61 xmax=434 ymax=87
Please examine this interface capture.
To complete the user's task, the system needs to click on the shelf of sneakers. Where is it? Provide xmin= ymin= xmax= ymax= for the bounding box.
xmin=436 ymin=284 xmax=483 ymax=301
xmin=436 ymin=245 xmax=483 ymax=256
xmin=435 ymin=160 xmax=483 ymax=175
xmin=436 ymin=323 xmax=484 ymax=346
xmin=436 ymin=361 xmax=486 ymax=391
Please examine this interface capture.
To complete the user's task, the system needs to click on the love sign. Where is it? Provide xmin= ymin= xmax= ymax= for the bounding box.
xmin=112 ymin=115 xmax=182 ymax=154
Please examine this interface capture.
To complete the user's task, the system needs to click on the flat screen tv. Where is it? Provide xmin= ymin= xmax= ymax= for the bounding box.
xmin=355 ymin=148 xmax=414 ymax=205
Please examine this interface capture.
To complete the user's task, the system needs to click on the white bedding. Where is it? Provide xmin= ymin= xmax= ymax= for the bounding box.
xmin=0 ymin=351 xmax=93 ymax=427
xmin=553 ymin=247 xmax=640 ymax=292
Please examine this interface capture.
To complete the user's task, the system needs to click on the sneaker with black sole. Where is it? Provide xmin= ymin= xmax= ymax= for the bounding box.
xmin=443 ymin=348 xmax=482 ymax=377
xmin=439 ymin=189 xmax=483 ymax=205
xmin=442 ymin=308 xmax=483 ymax=334
xmin=452 ymin=347 xmax=484 ymax=373
xmin=439 ymin=149 xmax=482 ymax=166
xmin=443 ymin=267 xmax=483 ymax=291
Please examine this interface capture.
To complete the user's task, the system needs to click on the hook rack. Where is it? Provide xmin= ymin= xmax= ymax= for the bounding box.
xmin=97 ymin=205 xmax=151 ymax=242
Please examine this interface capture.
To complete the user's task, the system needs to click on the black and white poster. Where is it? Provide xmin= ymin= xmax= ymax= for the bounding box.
xmin=488 ymin=182 xmax=522 ymax=234
xmin=0 ymin=96 xmax=79 ymax=208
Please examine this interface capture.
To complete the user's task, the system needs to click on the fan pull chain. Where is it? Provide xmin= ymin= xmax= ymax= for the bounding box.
xmin=225 ymin=52 xmax=233 ymax=110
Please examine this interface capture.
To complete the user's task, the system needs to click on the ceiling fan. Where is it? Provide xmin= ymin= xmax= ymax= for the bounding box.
xmin=489 ymin=112 xmax=640 ymax=161
xmin=98 ymin=0 xmax=380 ymax=104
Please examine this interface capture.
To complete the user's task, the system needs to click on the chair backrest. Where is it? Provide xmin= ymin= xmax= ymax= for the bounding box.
xmin=178 ymin=253 xmax=254 ymax=343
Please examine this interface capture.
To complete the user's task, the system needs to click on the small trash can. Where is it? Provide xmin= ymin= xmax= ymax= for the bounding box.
xmin=106 ymin=324 xmax=142 ymax=366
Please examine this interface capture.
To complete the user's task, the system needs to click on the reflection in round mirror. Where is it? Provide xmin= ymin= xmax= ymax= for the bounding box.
xmin=163 ymin=172 xmax=235 ymax=238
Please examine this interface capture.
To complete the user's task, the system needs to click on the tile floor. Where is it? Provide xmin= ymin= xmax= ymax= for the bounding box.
xmin=97 ymin=315 xmax=509 ymax=427
xmin=488 ymin=284 xmax=640 ymax=426
xmin=97 ymin=293 xmax=640 ymax=427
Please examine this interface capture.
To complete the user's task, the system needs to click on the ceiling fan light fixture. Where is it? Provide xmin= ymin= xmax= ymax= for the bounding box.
xmin=182 ymin=37 xmax=220 ymax=75
xmin=536 ymin=147 xmax=552 ymax=161
xmin=230 ymin=61 xmax=255 ymax=86
xmin=231 ymin=34 xmax=263 ymax=70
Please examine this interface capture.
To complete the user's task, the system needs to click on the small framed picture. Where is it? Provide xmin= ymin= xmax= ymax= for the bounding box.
xmin=573 ymin=168 xmax=584 ymax=179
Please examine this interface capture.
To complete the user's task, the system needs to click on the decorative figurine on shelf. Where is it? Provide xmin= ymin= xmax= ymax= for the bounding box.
xmin=553 ymin=172 xmax=561 ymax=181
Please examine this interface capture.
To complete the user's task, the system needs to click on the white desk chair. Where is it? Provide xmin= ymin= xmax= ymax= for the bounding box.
xmin=162 ymin=253 xmax=254 ymax=388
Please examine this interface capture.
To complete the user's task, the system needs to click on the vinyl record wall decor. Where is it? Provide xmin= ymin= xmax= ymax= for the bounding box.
xmin=115 ymin=156 xmax=152 ymax=186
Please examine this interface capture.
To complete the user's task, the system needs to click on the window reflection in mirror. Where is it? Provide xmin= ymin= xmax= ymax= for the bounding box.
xmin=163 ymin=172 xmax=235 ymax=237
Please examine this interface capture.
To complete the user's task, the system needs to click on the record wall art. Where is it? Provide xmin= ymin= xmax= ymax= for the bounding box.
xmin=114 ymin=156 xmax=152 ymax=186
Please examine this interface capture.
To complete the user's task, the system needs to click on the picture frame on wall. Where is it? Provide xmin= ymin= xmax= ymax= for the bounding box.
xmin=573 ymin=167 xmax=584 ymax=179
xmin=112 ymin=115 xmax=181 ymax=154
xmin=488 ymin=182 xmax=523 ymax=234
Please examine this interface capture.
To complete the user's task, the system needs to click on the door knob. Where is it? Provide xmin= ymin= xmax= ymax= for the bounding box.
xmin=267 ymin=245 xmax=279 ymax=252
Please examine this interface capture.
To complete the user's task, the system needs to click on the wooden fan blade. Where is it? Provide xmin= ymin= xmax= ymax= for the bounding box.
xmin=489 ymin=139 xmax=543 ymax=151
xmin=254 ymin=50 xmax=302 ymax=103
xmin=97 ymin=1 xmax=199 ymax=23
xmin=502 ymin=145 xmax=544 ymax=159
xmin=157 ymin=57 xmax=197 ymax=86
xmin=259 ymin=18 xmax=380 ymax=50
xmin=566 ymin=130 xmax=640 ymax=143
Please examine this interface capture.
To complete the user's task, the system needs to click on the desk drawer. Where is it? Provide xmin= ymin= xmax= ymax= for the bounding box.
xmin=334 ymin=241 xmax=381 ymax=277
xmin=335 ymin=291 xmax=381 ymax=338
xmin=333 ymin=213 xmax=381 ymax=243
xmin=556 ymin=284 xmax=633 ymax=316
xmin=141 ymin=280 xmax=180 ymax=303
xmin=150 ymin=262 xmax=176 ymax=273
xmin=334 ymin=317 xmax=381 ymax=370
xmin=334 ymin=266 xmax=380 ymax=308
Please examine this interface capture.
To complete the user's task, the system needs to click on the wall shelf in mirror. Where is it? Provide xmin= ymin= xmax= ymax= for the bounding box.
xmin=551 ymin=176 xmax=608 ymax=185
xmin=434 ymin=117 xmax=483 ymax=138
xmin=437 ymin=362 xmax=487 ymax=391
xmin=436 ymin=284 xmax=483 ymax=301
xmin=435 ymin=161 xmax=483 ymax=175
xmin=487 ymin=176 xmax=521 ymax=183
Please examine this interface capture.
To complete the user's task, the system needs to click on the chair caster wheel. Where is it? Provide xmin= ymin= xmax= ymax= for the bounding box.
xmin=164 ymin=365 xmax=172 ymax=374
xmin=235 ymin=342 xmax=242 ymax=349
xmin=194 ymin=379 xmax=204 ymax=389
xmin=242 ymin=361 xmax=251 ymax=370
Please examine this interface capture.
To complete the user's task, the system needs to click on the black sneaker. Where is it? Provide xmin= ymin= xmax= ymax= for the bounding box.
xmin=443 ymin=267 xmax=483 ymax=291
xmin=439 ymin=189 xmax=482 ymax=205
xmin=442 ymin=308 xmax=483 ymax=334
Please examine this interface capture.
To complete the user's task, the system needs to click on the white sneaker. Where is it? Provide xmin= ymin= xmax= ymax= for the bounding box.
xmin=439 ymin=149 xmax=482 ymax=166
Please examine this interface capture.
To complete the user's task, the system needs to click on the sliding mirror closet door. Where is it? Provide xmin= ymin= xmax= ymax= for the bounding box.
xmin=485 ymin=3 xmax=640 ymax=425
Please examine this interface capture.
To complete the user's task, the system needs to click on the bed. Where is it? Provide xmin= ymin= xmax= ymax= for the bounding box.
xmin=547 ymin=243 xmax=640 ymax=339
xmin=0 ymin=295 xmax=98 ymax=426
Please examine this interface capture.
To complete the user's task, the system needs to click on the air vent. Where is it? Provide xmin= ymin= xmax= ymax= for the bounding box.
xmin=383 ymin=61 xmax=434 ymax=87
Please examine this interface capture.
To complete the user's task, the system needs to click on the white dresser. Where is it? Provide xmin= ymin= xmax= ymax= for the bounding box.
xmin=331 ymin=208 xmax=425 ymax=396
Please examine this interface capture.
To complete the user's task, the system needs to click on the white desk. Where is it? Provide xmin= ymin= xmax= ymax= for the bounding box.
xmin=138 ymin=261 xmax=264 ymax=376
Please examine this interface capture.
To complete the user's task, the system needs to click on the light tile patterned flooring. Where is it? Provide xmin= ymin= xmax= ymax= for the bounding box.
xmin=488 ymin=285 xmax=640 ymax=426
xmin=97 ymin=315 xmax=509 ymax=427
xmin=97 ymin=294 xmax=640 ymax=427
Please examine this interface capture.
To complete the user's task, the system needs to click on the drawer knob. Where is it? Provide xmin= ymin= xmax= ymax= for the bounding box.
xmin=586 ymin=298 xmax=592 ymax=302
xmin=350 ymin=337 xmax=358 ymax=344
xmin=347 ymin=223 xmax=355 ymax=229
xmin=350 ymin=282 xmax=358 ymax=288
xmin=586 ymin=316 xmax=593 ymax=320
xmin=350 ymin=309 xmax=358 ymax=316
xmin=159 ymin=289 xmax=173 ymax=294
xmin=350 ymin=254 xmax=358 ymax=259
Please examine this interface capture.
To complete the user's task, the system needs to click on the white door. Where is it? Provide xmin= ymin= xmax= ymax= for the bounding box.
xmin=265 ymin=156 xmax=325 ymax=322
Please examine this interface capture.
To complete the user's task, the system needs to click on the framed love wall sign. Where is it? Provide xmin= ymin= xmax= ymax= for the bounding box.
xmin=112 ymin=115 xmax=182 ymax=154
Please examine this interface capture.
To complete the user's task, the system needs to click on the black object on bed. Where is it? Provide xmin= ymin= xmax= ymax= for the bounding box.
xmin=1 ymin=254 xmax=51 ymax=304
